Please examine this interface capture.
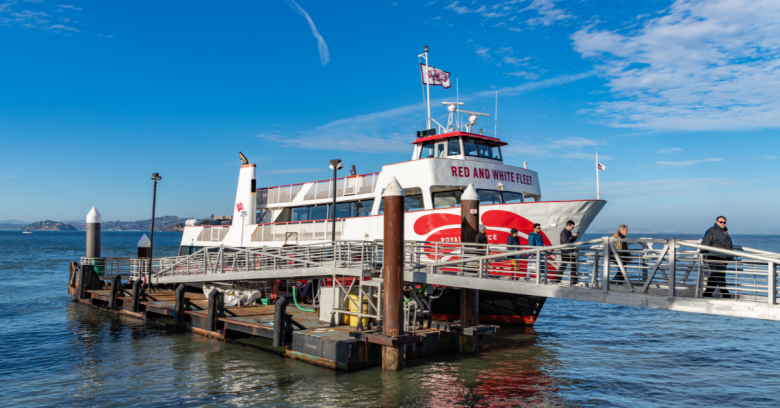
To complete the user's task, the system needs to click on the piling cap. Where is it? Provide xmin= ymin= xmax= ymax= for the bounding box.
xmin=86 ymin=206 xmax=101 ymax=223
xmin=382 ymin=177 xmax=405 ymax=197
xmin=138 ymin=234 xmax=151 ymax=248
xmin=462 ymin=183 xmax=479 ymax=201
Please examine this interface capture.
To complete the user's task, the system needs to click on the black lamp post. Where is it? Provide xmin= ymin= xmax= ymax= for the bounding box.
xmin=329 ymin=159 xmax=343 ymax=242
xmin=148 ymin=172 xmax=161 ymax=290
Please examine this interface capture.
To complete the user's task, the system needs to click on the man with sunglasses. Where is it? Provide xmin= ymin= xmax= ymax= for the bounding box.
xmin=701 ymin=216 xmax=733 ymax=299
xmin=528 ymin=223 xmax=547 ymax=280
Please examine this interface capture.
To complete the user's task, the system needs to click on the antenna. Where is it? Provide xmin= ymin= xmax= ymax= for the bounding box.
xmin=457 ymin=79 xmax=460 ymax=131
xmin=495 ymin=91 xmax=498 ymax=138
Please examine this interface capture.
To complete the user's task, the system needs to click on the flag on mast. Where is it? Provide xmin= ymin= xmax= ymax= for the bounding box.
xmin=420 ymin=64 xmax=452 ymax=88
xmin=597 ymin=162 xmax=606 ymax=171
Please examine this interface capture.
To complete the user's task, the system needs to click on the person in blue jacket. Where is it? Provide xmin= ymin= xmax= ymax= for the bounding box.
xmin=507 ymin=228 xmax=522 ymax=276
xmin=527 ymin=223 xmax=546 ymax=277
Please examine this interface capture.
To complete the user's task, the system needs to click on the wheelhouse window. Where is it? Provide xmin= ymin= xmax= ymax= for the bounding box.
xmin=447 ymin=137 xmax=461 ymax=155
xmin=433 ymin=190 xmax=463 ymax=208
xmin=463 ymin=138 xmax=502 ymax=161
xmin=419 ymin=141 xmax=435 ymax=159
xmin=502 ymin=191 xmax=523 ymax=204
xmin=476 ymin=189 xmax=524 ymax=204
xmin=476 ymin=189 xmax=501 ymax=205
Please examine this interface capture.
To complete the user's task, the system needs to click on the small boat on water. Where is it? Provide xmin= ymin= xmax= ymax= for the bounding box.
xmin=177 ymin=50 xmax=606 ymax=324
xmin=22 ymin=226 xmax=32 ymax=234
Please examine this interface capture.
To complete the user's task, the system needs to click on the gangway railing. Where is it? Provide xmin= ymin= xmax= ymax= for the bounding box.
xmin=404 ymin=238 xmax=779 ymax=308
xmin=82 ymin=237 xmax=780 ymax=322
xmin=148 ymin=240 xmax=377 ymax=284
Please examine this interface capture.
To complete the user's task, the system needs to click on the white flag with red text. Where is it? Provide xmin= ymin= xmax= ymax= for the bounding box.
xmin=420 ymin=64 xmax=452 ymax=88
xmin=597 ymin=162 xmax=606 ymax=171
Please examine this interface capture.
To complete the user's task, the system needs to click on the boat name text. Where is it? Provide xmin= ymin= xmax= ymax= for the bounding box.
xmin=450 ymin=166 xmax=533 ymax=185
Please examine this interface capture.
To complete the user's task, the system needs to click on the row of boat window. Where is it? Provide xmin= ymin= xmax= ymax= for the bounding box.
xmin=277 ymin=189 xmax=524 ymax=222
xmin=419 ymin=137 xmax=503 ymax=161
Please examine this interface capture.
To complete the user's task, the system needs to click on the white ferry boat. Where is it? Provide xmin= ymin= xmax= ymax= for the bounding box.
xmin=179 ymin=53 xmax=606 ymax=324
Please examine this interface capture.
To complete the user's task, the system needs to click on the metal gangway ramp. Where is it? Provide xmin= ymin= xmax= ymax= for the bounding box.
xmin=93 ymin=237 xmax=780 ymax=322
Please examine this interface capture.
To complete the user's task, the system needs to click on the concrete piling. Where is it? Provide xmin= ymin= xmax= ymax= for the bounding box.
xmin=86 ymin=207 xmax=101 ymax=258
xmin=174 ymin=284 xmax=187 ymax=324
xmin=137 ymin=234 xmax=151 ymax=258
xmin=460 ymin=184 xmax=480 ymax=353
xmin=382 ymin=177 xmax=405 ymax=370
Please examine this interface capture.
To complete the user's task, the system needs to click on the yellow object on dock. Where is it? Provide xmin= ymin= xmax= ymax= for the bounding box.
xmin=348 ymin=294 xmax=369 ymax=327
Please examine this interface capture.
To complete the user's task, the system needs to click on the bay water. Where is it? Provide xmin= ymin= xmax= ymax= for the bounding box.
xmin=2 ymin=231 xmax=780 ymax=407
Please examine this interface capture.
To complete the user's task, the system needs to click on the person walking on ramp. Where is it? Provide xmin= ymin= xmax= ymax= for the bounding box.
xmin=610 ymin=225 xmax=629 ymax=284
xmin=528 ymin=223 xmax=546 ymax=279
xmin=559 ymin=220 xmax=579 ymax=284
xmin=701 ymin=216 xmax=733 ymax=299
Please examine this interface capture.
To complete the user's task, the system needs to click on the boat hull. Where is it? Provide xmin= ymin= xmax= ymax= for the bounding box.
xmin=431 ymin=290 xmax=547 ymax=326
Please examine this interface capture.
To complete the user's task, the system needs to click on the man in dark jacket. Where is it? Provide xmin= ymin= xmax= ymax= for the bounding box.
xmin=559 ymin=220 xmax=579 ymax=283
xmin=507 ymin=228 xmax=521 ymax=276
xmin=702 ymin=216 xmax=733 ymax=299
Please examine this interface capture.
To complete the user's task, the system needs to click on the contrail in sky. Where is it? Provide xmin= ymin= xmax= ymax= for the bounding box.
xmin=285 ymin=0 xmax=330 ymax=66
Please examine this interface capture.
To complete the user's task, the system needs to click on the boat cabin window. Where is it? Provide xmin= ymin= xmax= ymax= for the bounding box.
xmin=476 ymin=189 xmax=524 ymax=204
xmin=502 ymin=191 xmax=523 ymax=203
xmin=179 ymin=246 xmax=203 ymax=256
xmin=447 ymin=137 xmax=461 ymax=155
xmin=433 ymin=189 xmax=463 ymax=208
xmin=420 ymin=141 xmax=435 ymax=159
xmin=404 ymin=188 xmax=425 ymax=211
xmin=377 ymin=192 xmax=425 ymax=214
xmin=463 ymin=138 xmax=502 ymax=161
xmin=285 ymin=200 xmax=375 ymax=222
xmin=477 ymin=189 xmax=501 ymax=205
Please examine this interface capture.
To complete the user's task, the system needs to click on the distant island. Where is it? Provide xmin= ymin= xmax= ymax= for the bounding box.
xmin=0 ymin=216 xmax=193 ymax=232
xmin=23 ymin=220 xmax=78 ymax=231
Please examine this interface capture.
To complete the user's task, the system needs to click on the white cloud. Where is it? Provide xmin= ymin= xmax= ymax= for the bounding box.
xmin=572 ymin=0 xmax=780 ymax=131
xmin=764 ymin=155 xmax=778 ymax=160
xmin=504 ymin=70 xmax=539 ymax=80
xmin=503 ymin=137 xmax=608 ymax=161
xmin=522 ymin=0 xmax=574 ymax=26
xmin=444 ymin=0 xmax=573 ymax=30
xmin=474 ymin=46 xmax=491 ymax=59
xmin=285 ymin=0 xmax=330 ymax=66
xmin=0 ymin=1 xmax=84 ymax=34
xmin=656 ymin=148 xmax=684 ymax=154
xmin=656 ymin=158 xmax=723 ymax=167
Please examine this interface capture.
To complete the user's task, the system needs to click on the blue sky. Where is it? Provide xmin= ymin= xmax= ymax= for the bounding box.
xmin=1 ymin=0 xmax=778 ymax=232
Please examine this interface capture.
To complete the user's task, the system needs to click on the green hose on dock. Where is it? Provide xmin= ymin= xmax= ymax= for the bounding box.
xmin=405 ymin=284 xmax=428 ymax=303
xmin=292 ymin=286 xmax=316 ymax=312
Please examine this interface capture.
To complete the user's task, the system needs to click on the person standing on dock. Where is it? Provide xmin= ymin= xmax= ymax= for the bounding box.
xmin=610 ymin=225 xmax=629 ymax=284
xmin=559 ymin=220 xmax=579 ymax=284
xmin=701 ymin=216 xmax=733 ymax=299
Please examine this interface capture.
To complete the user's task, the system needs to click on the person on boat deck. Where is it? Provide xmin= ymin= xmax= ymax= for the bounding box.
xmin=559 ymin=220 xmax=579 ymax=284
xmin=475 ymin=224 xmax=490 ymax=275
xmin=476 ymin=224 xmax=489 ymax=246
xmin=507 ymin=228 xmax=522 ymax=274
xmin=701 ymin=216 xmax=733 ymax=299
xmin=528 ymin=223 xmax=547 ymax=278
xmin=610 ymin=225 xmax=629 ymax=284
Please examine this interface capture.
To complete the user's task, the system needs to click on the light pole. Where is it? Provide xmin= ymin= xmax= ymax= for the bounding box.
xmin=240 ymin=210 xmax=247 ymax=247
xmin=329 ymin=159 xmax=343 ymax=242
xmin=148 ymin=172 xmax=161 ymax=291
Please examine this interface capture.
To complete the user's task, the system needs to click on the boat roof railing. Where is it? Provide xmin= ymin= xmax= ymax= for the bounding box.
xmin=258 ymin=172 xmax=380 ymax=207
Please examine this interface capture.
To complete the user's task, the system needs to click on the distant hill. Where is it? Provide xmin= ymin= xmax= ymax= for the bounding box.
xmin=25 ymin=220 xmax=77 ymax=231
xmin=101 ymin=216 xmax=190 ymax=231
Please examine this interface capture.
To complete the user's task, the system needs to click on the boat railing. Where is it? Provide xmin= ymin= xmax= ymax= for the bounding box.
xmin=257 ymin=173 xmax=380 ymax=206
